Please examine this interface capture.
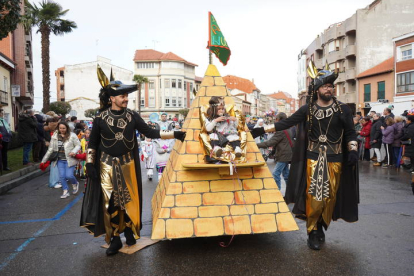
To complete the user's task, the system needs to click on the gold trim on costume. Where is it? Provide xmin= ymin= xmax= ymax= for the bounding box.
xmin=160 ymin=130 xmax=174 ymax=139
xmin=306 ymin=159 xmax=342 ymax=234
xmin=86 ymin=148 xmax=96 ymax=163
xmin=348 ymin=141 xmax=358 ymax=151
xmin=264 ymin=124 xmax=275 ymax=133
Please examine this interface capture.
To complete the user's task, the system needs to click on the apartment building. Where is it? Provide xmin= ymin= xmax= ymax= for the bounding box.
xmin=0 ymin=1 xmax=34 ymax=129
xmin=267 ymin=91 xmax=298 ymax=117
xmin=393 ymin=32 xmax=414 ymax=115
xmin=133 ymin=49 xmax=197 ymax=120
xmin=55 ymin=56 xmax=134 ymax=120
xmin=223 ymin=75 xmax=260 ymax=116
xmin=299 ymin=0 xmax=414 ymax=114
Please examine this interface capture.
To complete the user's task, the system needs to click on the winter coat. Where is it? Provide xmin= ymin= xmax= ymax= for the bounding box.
xmin=256 ymin=129 xmax=293 ymax=162
xmin=153 ymin=139 xmax=172 ymax=164
xmin=41 ymin=131 xmax=81 ymax=167
xmin=360 ymin=120 xmax=372 ymax=149
xmin=0 ymin=118 xmax=12 ymax=142
xmin=381 ymin=125 xmax=395 ymax=144
xmin=370 ymin=119 xmax=382 ymax=149
xmin=34 ymin=114 xmax=45 ymax=142
xmin=17 ymin=113 xmax=38 ymax=143
xmin=392 ymin=122 xmax=404 ymax=147
xmin=401 ymin=122 xmax=414 ymax=157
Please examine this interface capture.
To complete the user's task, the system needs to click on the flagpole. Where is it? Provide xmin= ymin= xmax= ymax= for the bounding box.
xmin=208 ymin=11 xmax=212 ymax=65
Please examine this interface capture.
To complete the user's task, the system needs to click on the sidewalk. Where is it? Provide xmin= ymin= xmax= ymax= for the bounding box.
xmin=0 ymin=164 xmax=48 ymax=195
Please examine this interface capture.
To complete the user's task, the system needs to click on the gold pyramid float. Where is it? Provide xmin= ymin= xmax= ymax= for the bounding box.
xmin=151 ymin=65 xmax=298 ymax=239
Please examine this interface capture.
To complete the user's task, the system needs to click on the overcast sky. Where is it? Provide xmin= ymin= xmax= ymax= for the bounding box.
xmin=30 ymin=0 xmax=374 ymax=110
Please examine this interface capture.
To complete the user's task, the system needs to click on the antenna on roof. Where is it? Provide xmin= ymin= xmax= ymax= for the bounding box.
xmin=152 ymin=40 xmax=159 ymax=50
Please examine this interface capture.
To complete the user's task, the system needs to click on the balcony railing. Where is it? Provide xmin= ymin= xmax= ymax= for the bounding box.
xmin=0 ymin=90 xmax=9 ymax=105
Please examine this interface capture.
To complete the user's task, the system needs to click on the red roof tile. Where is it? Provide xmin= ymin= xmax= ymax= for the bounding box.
xmin=267 ymin=91 xmax=293 ymax=100
xmin=133 ymin=49 xmax=197 ymax=66
xmin=222 ymin=75 xmax=259 ymax=94
xmin=357 ymin=57 xmax=394 ymax=79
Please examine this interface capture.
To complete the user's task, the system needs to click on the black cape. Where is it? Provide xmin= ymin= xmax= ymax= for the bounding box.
xmin=80 ymin=109 xmax=161 ymax=237
xmin=284 ymin=107 xmax=359 ymax=223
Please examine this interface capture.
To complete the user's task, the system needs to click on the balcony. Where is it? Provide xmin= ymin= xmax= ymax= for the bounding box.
xmin=314 ymin=59 xmax=323 ymax=69
xmin=315 ymin=36 xmax=322 ymax=51
xmin=346 ymin=45 xmax=356 ymax=57
xmin=0 ymin=90 xmax=8 ymax=105
xmin=325 ymin=26 xmax=337 ymax=42
xmin=24 ymin=55 xmax=32 ymax=69
xmin=345 ymin=68 xmax=356 ymax=80
xmin=336 ymin=24 xmax=345 ymax=38
xmin=345 ymin=14 xmax=356 ymax=34
xmin=336 ymin=72 xmax=345 ymax=83
xmin=327 ymin=49 xmax=345 ymax=63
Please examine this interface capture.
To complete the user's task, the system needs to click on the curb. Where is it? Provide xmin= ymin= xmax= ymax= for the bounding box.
xmin=0 ymin=165 xmax=48 ymax=195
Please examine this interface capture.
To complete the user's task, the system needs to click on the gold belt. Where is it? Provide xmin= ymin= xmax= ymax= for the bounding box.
xmin=308 ymin=141 xmax=342 ymax=155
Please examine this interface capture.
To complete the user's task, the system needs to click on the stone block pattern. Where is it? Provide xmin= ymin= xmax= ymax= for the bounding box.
xmin=151 ymin=65 xmax=298 ymax=240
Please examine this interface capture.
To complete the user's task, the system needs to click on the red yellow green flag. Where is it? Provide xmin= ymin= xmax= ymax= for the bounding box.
xmin=207 ymin=12 xmax=231 ymax=66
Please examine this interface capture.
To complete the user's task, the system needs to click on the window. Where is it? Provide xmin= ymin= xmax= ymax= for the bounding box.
xmin=377 ymin=81 xmax=385 ymax=100
xmin=3 ymin=77 xmax=7 ymax=92
xmin=328 ymin=41 xmax=335 ymax=52
xmin=184 ymin=81 xmax=187 ymax=91
xmin=364 ymin=84 xmax=371 ymax=102
xmin=137 ymin=62 xmax=155 ymax=69
xmin=178 ymin=79 xmax=182 ymax=89
xmin=172 ymin=79 xmax=176 ymax=88
xmin=172 ymin=97 xmax=177 ymax=107
xmin=149 ymin=97 xmax=155 ymax=107
xmin=178 ymin=97 xmax=182 ymax=107
xmin=164 ymin=79 xmax=170 ymax=88
xmin=397 ymin=71 xmax=414 ymax=93
xmin=140 ymin=99 xmax=145 ymax=107
xmin=401 ymin=44 xmax=412 ymax=60
xmin=190 ymin=83 xmax=193 ymax=93
xmin=165 ymin=98 xmax=170 ymax=107
xmin=149 ymin=80 xmax=155 ymax=89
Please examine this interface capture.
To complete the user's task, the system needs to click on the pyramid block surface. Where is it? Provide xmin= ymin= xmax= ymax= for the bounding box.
xmin=151 ymin=65 xmax=298 ymax=239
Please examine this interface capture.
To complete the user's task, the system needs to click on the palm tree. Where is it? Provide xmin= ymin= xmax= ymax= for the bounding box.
xmin=23 ymin=0 xmax=77 ymax=112
xmin=132 ymin=74 xmax=149 ymax=114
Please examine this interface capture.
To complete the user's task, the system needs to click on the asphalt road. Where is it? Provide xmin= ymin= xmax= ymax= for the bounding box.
xmin=0 ymin=160 xmax=413 ymax=276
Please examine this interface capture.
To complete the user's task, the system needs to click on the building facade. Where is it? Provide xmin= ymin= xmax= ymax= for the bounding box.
xmin=267 ymin=91 xmax=298 ymax=117
xmin=297 ymin=50 xmax=307 ymax=106
xmin=222 ymin=75 xmax=260 ymax=116
xmin=133 ymin=49 xmax=197 ymax=120
xmin=357 ymin=58 xmax=394 ymax=116
xmin=299 ymin=0 xmax=414 ymax=114
xmin=55 ymin=56 xmax=134 ymax=120
xmin=393 ymin=32 xmax=414 ymax=115
xmin=0 ymin=1 xmax=34 ymax=129
xmin=0 ymin=53 xmax=15 ymax=130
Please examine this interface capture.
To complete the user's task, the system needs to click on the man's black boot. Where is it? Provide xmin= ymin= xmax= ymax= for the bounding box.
xmin=307 ymin=230 xmax=321 ymax=250
xmin=106 ymin=236 xmax=123 ymax=256
xmin=317 ymin=222 xmax=325 ymax=242
xmin=124 ymin=227 xmax=136 ymax=246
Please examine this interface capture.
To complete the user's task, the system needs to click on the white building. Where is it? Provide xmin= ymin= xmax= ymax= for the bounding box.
xmin=133 ymin=49 xmax=197 ymax=120
xmin=55 ymin=56 xmax=134 ymax=120
xmin=297 ymin=49 xmax=307 ymax=105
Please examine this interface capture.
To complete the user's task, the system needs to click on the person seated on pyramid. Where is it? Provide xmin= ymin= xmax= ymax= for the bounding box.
xmin=204 ymin=96 xmax=242 ymax=159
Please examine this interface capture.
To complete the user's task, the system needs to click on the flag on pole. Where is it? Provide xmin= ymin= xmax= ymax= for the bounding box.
xmin=207 ymin=12 xmax=231 ymax=66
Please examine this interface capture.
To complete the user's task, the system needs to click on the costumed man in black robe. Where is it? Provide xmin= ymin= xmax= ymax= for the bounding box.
xmin=80 ymin=66 xmax=185 ymax=256
xmin=252 ymin=62 xmax=359 ymax=250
